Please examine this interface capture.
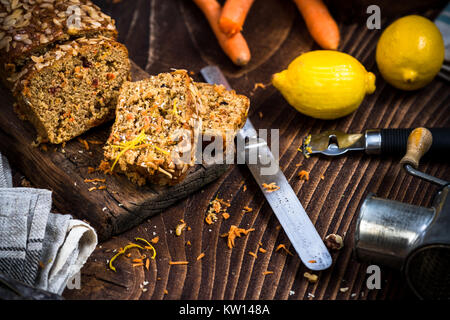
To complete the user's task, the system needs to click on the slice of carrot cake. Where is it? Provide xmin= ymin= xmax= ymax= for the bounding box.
xmin=13 ymin=36 xmax=131 ymax=144
xmin=103 ymin=70 xmax=203 ymax=186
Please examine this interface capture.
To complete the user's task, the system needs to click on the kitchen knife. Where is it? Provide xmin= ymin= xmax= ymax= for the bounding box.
xmin=302 ymin=128 xmax=450 ymax=157
xmin=200 ymin=66 xmax=332 ymax=271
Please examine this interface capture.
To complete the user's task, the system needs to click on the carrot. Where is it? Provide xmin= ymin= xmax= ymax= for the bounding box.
xmin=193 ymin=0 xmax=251 ymax=66
xmin=219 ymin=0 xmax=255 ymax=37
xmin=292 ymin=0 xmax=340 ymax=50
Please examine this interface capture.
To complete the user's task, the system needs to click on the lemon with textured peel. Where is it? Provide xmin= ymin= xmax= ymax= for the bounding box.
xmin=272 ymin=50 xmax=375 ymax=120
xmin=376 ymin=15 xmax=444 ymax=91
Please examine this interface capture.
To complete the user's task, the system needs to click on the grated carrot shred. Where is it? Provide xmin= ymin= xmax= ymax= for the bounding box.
xmin=262 ymin=182 xmax=280 ymax=193
xmin=212 ymin=200 xmax=221 ymax=213
xmin=132 ymin=262 xmax=144 ymax=267
xmin=151 ymin=236 xmax=159 ymax=244
xmin=220 ymin=225 xmax=255 ymax=249
xmin=169 ymin=261 xmax=189 ymax=265
xmin=275 ymin=244 xmax=294 ymax=256
xmin=78 ymin=138 xmax=89 ymax=150
xmin=298 ymin=170 xmax=309 ymax=181
xmin=216 ymin=197 xmax=231 ymax=207
xmin=197 ymin=252 xmax=205 ymax=261
xmin=205 ymin=212 xmax=218 ymax=225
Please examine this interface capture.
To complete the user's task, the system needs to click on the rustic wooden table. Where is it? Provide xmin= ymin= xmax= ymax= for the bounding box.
xmin=15 ymin=0 xmax=450 ymax=300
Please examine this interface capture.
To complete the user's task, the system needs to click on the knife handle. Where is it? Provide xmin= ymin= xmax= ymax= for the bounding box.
xmin=379 ymin=128 xmax=450 ymax=155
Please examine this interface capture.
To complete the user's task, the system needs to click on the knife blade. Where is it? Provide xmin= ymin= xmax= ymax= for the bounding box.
xmin=200 ymin=66 xmax=332 ymax=271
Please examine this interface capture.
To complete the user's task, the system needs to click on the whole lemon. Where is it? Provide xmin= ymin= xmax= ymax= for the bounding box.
xmin=376 ymin=15 xmax=444 ymax=90
xmin=272 ymin=50 xmax=376 ymax=120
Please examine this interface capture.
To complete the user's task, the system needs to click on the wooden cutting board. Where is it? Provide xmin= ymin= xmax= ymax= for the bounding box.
xmin=0 ymin=61 xmax=229 ymax=241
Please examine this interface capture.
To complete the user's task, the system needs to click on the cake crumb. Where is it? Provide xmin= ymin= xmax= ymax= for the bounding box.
xmin=304 ymin=272 xmax=318 ymax=283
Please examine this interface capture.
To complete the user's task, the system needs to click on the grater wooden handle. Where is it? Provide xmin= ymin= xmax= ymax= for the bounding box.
xmin=400 ymin=128 xmax=433 ymax=169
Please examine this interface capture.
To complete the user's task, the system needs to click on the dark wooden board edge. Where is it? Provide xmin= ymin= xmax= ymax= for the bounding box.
xmin=0 ymin=61 xmax=229 ymax=241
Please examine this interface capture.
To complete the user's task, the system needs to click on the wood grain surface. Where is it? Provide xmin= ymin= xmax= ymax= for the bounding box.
xmin=6 ymin=0 xmax=450 ymax=300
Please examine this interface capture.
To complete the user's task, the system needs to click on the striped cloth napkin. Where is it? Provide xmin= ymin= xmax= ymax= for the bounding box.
xmin=0 ymin=153 xmax=97 ymax=295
